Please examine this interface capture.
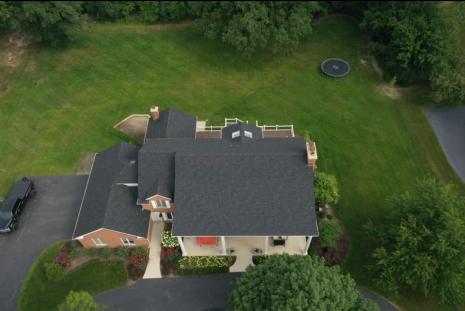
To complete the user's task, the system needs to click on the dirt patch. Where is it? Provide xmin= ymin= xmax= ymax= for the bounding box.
xmin=0 ymin=34 xmax=29 ymax=69
xmin=370 ymin=56 xmax=383 ymax=79
xmin=377 ymin=84 xmax=401 ymax=100
xmin=76 ymin=153 xmax=95 ymax=175
xmin=114 ymin=114 xmax=149 ymax=144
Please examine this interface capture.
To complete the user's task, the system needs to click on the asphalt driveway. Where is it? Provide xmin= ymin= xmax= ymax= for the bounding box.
xmin=97 ymin=274 xmax=239 ymax=311
xmin=425 ymin=107 xmax=465 ymax=182
xmin=0 ymin=175 xmax=87 ymax=311
xmin=97 ymin=274 xmax=399 ymax=311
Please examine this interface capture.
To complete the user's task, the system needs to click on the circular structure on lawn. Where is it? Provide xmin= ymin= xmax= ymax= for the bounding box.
xmin=321 ymin=58 xmax=351 ymax=78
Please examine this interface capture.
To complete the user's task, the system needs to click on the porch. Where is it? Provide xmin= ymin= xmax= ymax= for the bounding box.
xmin=178 ymin=236 xmax=312 ymax=257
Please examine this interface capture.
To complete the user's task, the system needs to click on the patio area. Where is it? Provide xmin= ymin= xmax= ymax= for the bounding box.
xmin=181 ymin=236 xmax=309 ymax=257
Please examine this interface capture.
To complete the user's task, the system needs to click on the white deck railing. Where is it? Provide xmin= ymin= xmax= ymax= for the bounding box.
xmin=196 ymin=118 xmax=294 ymax=136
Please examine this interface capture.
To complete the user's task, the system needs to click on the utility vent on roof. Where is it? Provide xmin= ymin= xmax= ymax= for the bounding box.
xmin=232 ymin=131 xmax=240 ymax=139
xmin=244 ymin=130 xmax=253 ymax=138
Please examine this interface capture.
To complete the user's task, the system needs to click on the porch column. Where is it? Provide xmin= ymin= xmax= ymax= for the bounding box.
xmin=220 ymin=236 xmax=227 ymax=255
xmin=263 ymin=236 xmax=269 ymax=254
xmin=303 ymin=236 xmax=312 ymax=255
xmin=178 ymin=237 xmax=187 ymax=256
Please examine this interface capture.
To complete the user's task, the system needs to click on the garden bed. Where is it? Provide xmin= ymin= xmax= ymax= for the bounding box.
xmin=51 ymin=241 xmax=150 ymax=281
xmin=19 ymin=241 xmax=129 ymax=311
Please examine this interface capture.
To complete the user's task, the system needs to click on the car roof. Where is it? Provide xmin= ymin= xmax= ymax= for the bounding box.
xmin=0 ymin=178 xmax=31 ymax=212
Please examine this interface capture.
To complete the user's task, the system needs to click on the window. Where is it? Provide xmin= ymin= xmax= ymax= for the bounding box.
xmin=232 ymin=131 xmax=240 ymax=138
xmin=121 ymin=238 xmax=136 ymax=247
xmin=92 ymin=238 xmax=107 ymax=247
xmin=155 ymin=200 xmax=169 ymax=208
xmin=244 ymin=130 xmax=253 ymax=138
xmin=167 ymin=212 xmax=173 ymax=220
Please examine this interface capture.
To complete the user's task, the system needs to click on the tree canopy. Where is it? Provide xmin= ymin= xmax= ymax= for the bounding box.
xmin=196 ymin=1 xmax=321 ymax=56
xmin=368 ymin=178 xmax=465 ymax=306
xmin=360 ymin=1 xmax=448 ymax=85
xmin=58 ymin=291 xmax=107 ymax=311
xmin=314 ymin=172 xmax=340 ymax=206
xmin=229 ymin=254 xmax=378 ymax=311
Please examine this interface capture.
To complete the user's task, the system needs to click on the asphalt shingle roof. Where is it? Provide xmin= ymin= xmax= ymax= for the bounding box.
xmin=73 ymin=142 xmax=149 ymax=238
xmin=145 ymin=107 xmax=196 ymax=139
xmin=172 ymin=152 xmax=318 ymax=236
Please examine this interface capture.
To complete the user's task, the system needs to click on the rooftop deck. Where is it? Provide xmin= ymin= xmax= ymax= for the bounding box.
xmin=196 ymin=118 xmax=294 ymax=139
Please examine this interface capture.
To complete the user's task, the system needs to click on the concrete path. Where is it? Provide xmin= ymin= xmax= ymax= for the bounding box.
xmin=143 ymin=221 xmax=163 ymax=279
xmin=0 ymin=176 xmax=87 ymax=311
xmin=425 ymin=107 xmax=465 ymax=182
xmin=229 ymin=254 xmax=253 ymax=272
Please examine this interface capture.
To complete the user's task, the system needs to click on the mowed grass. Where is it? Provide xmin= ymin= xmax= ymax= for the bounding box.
xmin=0 ymin=16 xmax=463 ymax=310
xmin=19 ymin=241 xmax=127 ymax=311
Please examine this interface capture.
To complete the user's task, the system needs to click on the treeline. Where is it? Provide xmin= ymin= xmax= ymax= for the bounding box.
xmin=325 ymin=1 xmax=465 ymax=104
xmin=0 ymin=1 xmax=463 ymax=104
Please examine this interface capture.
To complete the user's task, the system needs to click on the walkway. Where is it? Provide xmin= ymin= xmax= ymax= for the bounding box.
xmin=230 ymin=254 xmax=253 ymax=272
xmin=143 ymin=221 xmax=164 ymax=279
xmin=425 ymin=107 xmax=465 ymax=182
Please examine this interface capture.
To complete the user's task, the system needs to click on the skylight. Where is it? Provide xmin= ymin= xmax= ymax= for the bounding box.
xmin=232 ymin=131 xmax=240 ymax=138
xmin=244 ymin=130 xmax=253 ymax=138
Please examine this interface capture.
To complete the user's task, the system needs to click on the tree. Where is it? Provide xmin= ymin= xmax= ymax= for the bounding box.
xmin=229 ymin=254 xmax=378 ymax=311
xmin=13 ymin=1 xmax=83 ymax=46
xmin=360 ymin=2 xmax=448 ymax=85
xmin=368 ymin=178 xmax=465 ymax=306
xmin=319 ymin=219 xmax=342 ymax=249
xmin=196 ymin=1 xmax=320 ymax=56
xmin=58 ymin=291 xmax=107 ymax=311
xmin=314 ymin=172 xmax=339 ymax=206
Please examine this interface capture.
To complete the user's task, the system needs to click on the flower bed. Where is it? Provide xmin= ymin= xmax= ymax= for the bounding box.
xmin=176 ymin=256 xmax=234 ymax=275
xmin=49 ymin=241 xmax=149 ymax=281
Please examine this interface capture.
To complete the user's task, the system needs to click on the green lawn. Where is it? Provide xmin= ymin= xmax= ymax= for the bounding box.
xmin=19 ymin=241 xmax=127 ymax=311
xmin=1 ymin=16 xmax=463 ymax=310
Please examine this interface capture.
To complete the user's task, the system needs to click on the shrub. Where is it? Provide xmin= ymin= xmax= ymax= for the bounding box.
xmin=98 ymin=248 xmax=112 ymax=260
xmin=319 ymin=219 xmax=343 ymax=249
xmin=85 ymin=248 xmax=97 ymax=257
xmin=177 ymin=256 xmax=230 ymax=275
xmin=161 ymin=231 xmax=179 ymax=248
xmin=43 ymin=262 xmax=65 ymax=282
xmin=314 ymin=172 xmax=340 ymax=206
xmin=53 ymin=249 xmax=71 ymax=268
xmin=69 ymin=247 xmax=81 ymax=261
xmin=128 ymin=247 xmax=149 ymax=270
xmin=115 ymin=247 xmax=131 ymax=258
xmin=58 ymin=290 xmax=107 ymax=311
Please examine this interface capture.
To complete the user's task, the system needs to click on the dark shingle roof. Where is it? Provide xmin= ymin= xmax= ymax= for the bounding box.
xmin=73 ymin=142 xmax=149 ymax=238
xmin=171 ymin=153 xmax=318 ymax=236
xmin=145 ymin=108 xmax=196 ymax=139
xmin=138 ymin=137 xmax=307 ymax=203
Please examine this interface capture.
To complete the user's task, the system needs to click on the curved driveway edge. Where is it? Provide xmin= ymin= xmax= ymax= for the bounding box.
xmin=97 ymin=274 xmax=239 ymax=311
xmin=0 ymin=175 xmax=87 ymax=311
xmin=425 ymin=107 xmax=465 ymax=182
xmin=97 ymin=274 xmax=399 ymax=311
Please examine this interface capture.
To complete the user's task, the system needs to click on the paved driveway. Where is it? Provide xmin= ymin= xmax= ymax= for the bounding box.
xmin=425 ymin=107 xmax=465 ymax=182
xmin=97 ymin=274 xmax=239 ymax=311
xmin=0 ymin=175 xmax=87 ymax=311
xmin=97 ymin=274 xmax=399 ymax=311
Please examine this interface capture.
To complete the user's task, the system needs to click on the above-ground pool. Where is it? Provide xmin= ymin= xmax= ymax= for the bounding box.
xmin=321 ymin=58 xmax=351 ymax=78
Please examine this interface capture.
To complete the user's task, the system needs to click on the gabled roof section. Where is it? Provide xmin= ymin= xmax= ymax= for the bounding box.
xmin=145 ymin=107 xmax=196 ymax=139
xmin=73 ymin=142 xmax=149 ymax=238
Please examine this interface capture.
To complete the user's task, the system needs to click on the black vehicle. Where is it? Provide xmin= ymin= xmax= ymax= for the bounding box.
xmin=0 ymin=177 xmax=34 ymax=233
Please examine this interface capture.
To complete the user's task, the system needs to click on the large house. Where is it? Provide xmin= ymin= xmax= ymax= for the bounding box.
xmin=72 ymin=106 xmax=319 ymax=257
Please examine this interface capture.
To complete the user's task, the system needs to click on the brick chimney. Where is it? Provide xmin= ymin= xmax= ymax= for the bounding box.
xmin=306 ymin=140 xmax=318 ymax=171
xmin=150 ymin=105 xmax=159 ymax=120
